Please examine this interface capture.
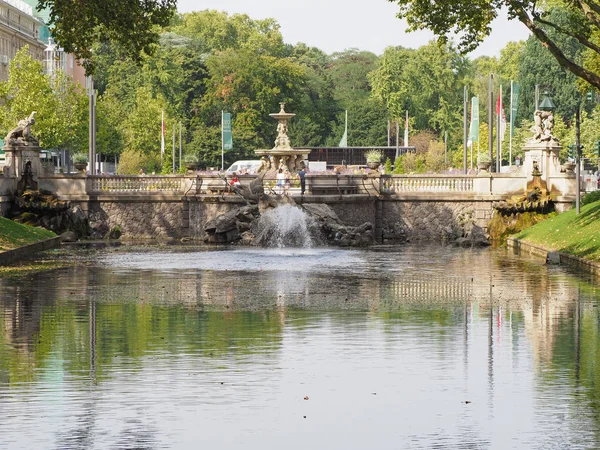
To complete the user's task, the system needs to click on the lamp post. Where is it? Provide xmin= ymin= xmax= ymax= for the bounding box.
xmin=538 ymin=90 xmax=555 ymax=112
xmin=540 ymin=90 xmax=580 ymax=214
xmin=576 ymin=106 xmax=582 ymax=214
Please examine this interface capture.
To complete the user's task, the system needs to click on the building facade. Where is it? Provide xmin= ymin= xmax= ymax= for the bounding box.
xmin=0 ymin=0 xmax=45 ymax=81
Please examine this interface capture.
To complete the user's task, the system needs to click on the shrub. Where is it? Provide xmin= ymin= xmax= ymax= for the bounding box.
xmin=384 ymin=157 xmax=393 ymax=174
xmin=477 ymin=153 xmax=491 ymax=163
xmin=581 ymin=190 xmax=600 ymax=206
xmin=72 ymin=152 xmax=88 ymax=164
xmin=365 ymin=149 xmax=383 ymax=163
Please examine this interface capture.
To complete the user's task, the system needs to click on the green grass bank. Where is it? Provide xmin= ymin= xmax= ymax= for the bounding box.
xmin=514 ymin=200 xmax=600 ymax=262
xmin=0 ymin=216 xmax=56 ymax=252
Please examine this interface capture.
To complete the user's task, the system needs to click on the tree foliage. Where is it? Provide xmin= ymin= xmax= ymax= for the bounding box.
xmin=369 ymin=42 xmax=469 ymax=147
xmin=0 ymin=46 xmax=87 ymax=151
xmin=38 ymin=0 xmax=177 ymax=75
xmin=388 ymin=0 xmax=600 ymax=89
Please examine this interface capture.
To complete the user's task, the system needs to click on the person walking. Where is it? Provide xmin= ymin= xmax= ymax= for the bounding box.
xmin=276 ymin=168 xmax=285 ymax=194
xmin=298 ymin=167 xmax=306 ymax=195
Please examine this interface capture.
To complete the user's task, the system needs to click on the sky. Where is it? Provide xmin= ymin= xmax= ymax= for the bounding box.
xmin=177 ymin=0 xmax=530 ymax=58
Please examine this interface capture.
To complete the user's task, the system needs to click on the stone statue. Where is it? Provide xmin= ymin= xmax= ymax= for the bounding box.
xmin=260 ymin=155 xmax=271 ymax=171
xmin=530 ymin=110 xmax=558 ymax=144
xmin=274 ymin=120 xmax=291 ymax=149
xmin=6 ymin=112 xmax=38 ymax=145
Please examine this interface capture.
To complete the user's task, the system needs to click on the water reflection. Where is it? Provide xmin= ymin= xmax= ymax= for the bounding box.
xmin=0 ymin=245 xmax=599 ymax=449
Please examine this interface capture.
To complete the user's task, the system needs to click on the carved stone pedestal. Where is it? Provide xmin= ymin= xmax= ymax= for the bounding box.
xmin=523 ymin=141 xmax=565 ymax=193
xmin=3 ymin=142 xmax=41 ymax=194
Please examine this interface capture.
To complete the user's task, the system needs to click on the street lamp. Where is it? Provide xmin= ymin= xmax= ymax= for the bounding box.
xmin=539 ymin=90 xmax=555 ymax=111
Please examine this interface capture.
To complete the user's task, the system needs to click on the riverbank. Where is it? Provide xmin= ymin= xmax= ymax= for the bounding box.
xmin=0 ymin=216 xmax=56 ymax=251
xmin=508 ymin=199 xmax=600 ymax=271
xmin=0 ymin=217 xmax=60 ymax=266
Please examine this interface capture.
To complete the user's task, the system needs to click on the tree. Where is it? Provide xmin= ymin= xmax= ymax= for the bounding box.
xmin=172 ymin=10 xmax=286 ymax=56
xmin=38 ymin=0 xmax=177 ymax=74
xmin=0 ymin=46 xmax=87 ymax=151
xmin=326 ymin=49 xmax=389 ymax=146
xmin=369 ymin=42 xmax=469 ymax=143
xmin=196 ymin=47 xmax=307 ymax=156
xmin=516 ymin=9 xmax=583 ymax=123
xmin=388 ymin=0 xmax=600 ymax=89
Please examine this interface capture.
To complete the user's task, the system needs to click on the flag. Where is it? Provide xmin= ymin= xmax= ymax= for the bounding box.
xmin=404 ymin=110 xmax=409 ymax=146
xmin=467 ymin=97 xmax=479 ymax=147
xmin=510 ymin=82 xmax=520 ymax=137
xmin=222 ymin=112 xmax=233 ymax=150
xmin=160 ymin=110 xmax=165 ymax=158
xmin=496 ymin=91 xmax=507 ymax=142
xmin=339 ymin=110 xmax=348 ymax=147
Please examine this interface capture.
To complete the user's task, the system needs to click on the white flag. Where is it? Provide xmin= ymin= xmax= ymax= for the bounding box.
xmin=161 ymin=110 xmax=165 ymax=158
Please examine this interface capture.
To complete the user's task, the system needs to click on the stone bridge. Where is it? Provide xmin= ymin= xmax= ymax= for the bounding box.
xmin=0 ymin=170 xmax=576 ymax=243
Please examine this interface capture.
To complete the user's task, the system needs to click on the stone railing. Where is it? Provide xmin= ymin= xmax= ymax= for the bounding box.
xmin=22 ymin=171 xmax=576 ymax=201
xmin=87 ymin=175 xmax=187 ymax=193
xmin=387 ymin=175 xmax=475 ymax=193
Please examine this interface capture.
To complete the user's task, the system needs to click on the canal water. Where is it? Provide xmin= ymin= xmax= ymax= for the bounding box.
xmin=1 ymin=244 xmax=599 ymax=449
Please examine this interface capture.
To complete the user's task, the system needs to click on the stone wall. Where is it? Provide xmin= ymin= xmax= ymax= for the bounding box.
xmin=327 ymin=198 xmax=377 ymax=227
xmin=88 ymin=199 xmax=186 ymax=240
xmin=188 ymin=198 xmax=246 ymax=240
xmin=382 ymin=200 xmax=494 ymax=242
xmin=85 ymin=196 xmax=496 ymax=243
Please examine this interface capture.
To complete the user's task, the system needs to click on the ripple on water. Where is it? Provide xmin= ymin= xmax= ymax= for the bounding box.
xmin=98 ymin=247 xmax=366 ymax=273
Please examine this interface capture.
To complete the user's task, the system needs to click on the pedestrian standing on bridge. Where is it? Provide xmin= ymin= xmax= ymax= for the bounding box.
xmin=276 ymin=168 xmax=285 ymax=194
xmin=298 ymin=167 xmax=306 ymax=195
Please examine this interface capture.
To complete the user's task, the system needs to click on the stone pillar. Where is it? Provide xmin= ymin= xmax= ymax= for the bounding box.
xmin=523 ymin=142 xmax=562 ymax=191
xmin=3 ymin=142 xmax=42 ymax=191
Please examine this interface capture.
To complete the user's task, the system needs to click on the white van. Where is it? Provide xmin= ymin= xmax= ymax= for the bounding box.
xmin=225 ymin=160 xmax=264 ymax=175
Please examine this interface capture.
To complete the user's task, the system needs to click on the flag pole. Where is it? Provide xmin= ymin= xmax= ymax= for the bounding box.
xmin=345 ymin=110 xmax=348 ymax=146
xmin=160 ymin=110 xmax=165 ymax=165
xmin=497 ymin=85 xmax=502 ymax=172
xmin=404 ymin=110 xmax=409 ymax=146
xmin=509 ymin=81 xmax=513 ymax=166
xmin=395 ymin=120 xmax=399 ymax=159
xmin=463 ymin=85 xmax=468 ymax=174
xmin=488 ymin=74 xmax=494 ymax=166
xmin=179 ymin=122 xmax=182 ymax=170
xmin=387 ymin=120 xmax=390 ymax=147
xmin=172 ymin=123 xmax=176 ymax=173
xmin=221 ymin=110 xmax=224 ymax=172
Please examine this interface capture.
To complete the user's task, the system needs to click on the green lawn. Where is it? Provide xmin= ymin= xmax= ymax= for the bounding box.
xmin=0 ymin=216 xmax=56 ymax=251
xmin=514 ymin=201 xmax=600 ymax=262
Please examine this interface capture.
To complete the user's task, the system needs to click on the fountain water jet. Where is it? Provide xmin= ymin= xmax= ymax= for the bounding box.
xmin=252 ymin=204 xmax=322 ymax=248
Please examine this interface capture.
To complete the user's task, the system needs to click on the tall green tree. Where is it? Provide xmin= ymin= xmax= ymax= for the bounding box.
xmin=192 ymin=47 xmax=307 ymax=166
xmin=0 ymin=46 xmax=87 ymax=151
xmin=387 ymin=0 xmax=600 ymax=89
xmin=516 ymin=9 xmax=583 ymax=123
xmin=38 ymin=0 xmax=176 ymax=74
xmin=172 ymin=10 xmax=286 ymax=56
xmin=369 ymin=42 xmax=470 ymax=143
xmin=326 ymin=49 xmax=388 ymax=146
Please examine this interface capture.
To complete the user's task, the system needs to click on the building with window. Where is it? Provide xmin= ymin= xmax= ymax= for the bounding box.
xmin=0 ymin=0 xmax=45 ymax=81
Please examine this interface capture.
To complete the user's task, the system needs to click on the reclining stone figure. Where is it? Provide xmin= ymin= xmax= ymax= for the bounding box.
xmin=6 ymin=112 xmax=38 ymax=145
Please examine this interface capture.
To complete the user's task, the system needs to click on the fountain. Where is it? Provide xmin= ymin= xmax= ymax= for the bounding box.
xmin=200 ymin=105 xmax=375 ymax=248
xmin=252 ymin=204 xmax=321 ymax=248
xmin=254 ymin=103 xmax=310 ymax=173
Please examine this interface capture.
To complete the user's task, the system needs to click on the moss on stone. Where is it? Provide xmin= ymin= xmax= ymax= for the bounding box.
xmin=489 ymin=211 xmax=555 ymax=243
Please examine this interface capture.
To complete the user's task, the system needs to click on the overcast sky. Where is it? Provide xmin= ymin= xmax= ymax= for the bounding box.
xmin=177 ymin=0 xmax=530 ymax=57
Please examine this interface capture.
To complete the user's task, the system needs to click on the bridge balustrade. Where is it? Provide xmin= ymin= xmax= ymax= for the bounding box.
xmin=29 ymin=171 xmax=574 ymax=200
xmin=88 ymin=175 xmax=185 ymax=193
xmin=389 ymin=176 xmax=474 ymax=193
